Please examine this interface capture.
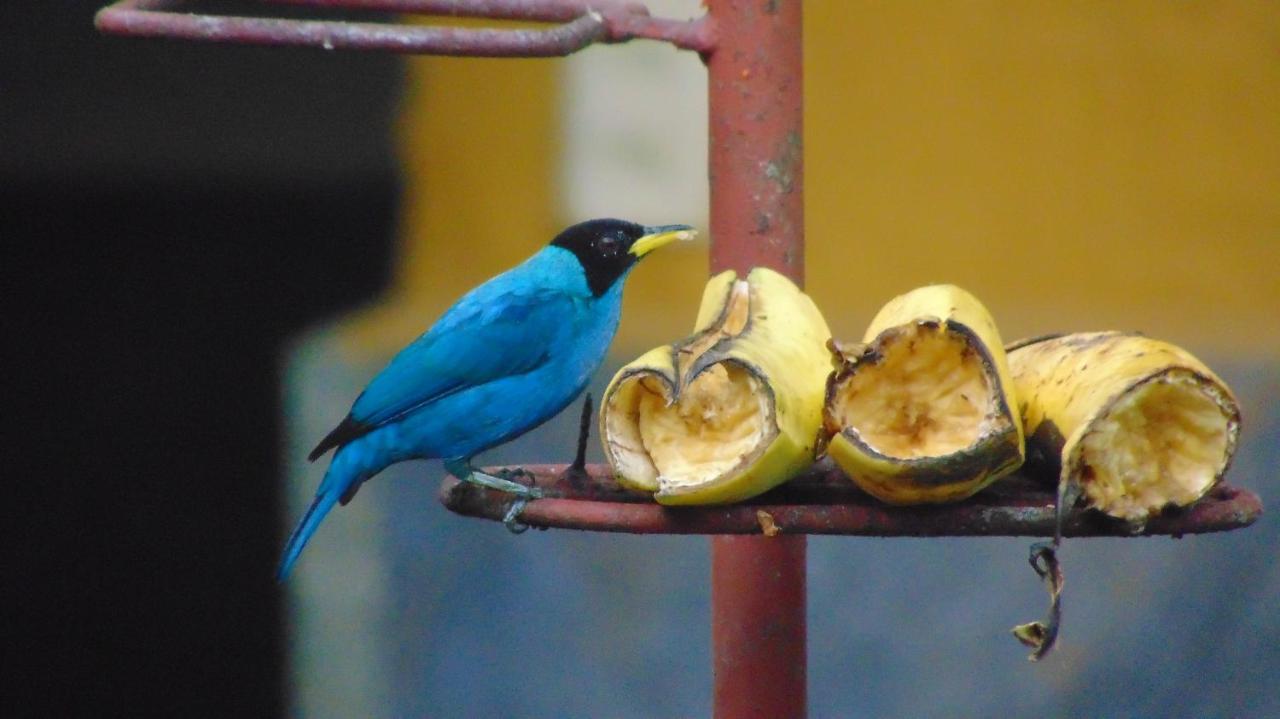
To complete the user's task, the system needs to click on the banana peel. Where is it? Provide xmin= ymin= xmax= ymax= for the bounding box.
xmin=823 ymin=284 xmax=1025 ymax=504
xmin=601 ymin=267 xmax=832 ymax=505
xmin=1007 ymin=332 xmax=1240 ymax=524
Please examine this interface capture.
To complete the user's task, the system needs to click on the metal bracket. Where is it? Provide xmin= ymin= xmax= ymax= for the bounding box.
xmin=95 ymin=0 xmax=716 ymax=56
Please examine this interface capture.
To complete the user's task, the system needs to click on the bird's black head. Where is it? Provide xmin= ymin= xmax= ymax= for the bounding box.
xmin=551 ymin=218 xmax=695 ymax=297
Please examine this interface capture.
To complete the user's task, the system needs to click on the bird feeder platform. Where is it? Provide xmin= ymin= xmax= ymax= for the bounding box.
xmin=441 ymin=463 xmax=1261 ymax=538
xmin=96 ymin=1 xmax=1266 ymax=716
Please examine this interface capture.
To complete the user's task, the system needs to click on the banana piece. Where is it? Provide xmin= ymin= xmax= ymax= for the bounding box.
xmin=1007 ymin=332 xmax=1240 ymax=523
xmin=601 ymin=267 xmax=832 ymax=505
xmin=823 ymin=284 xmax=1025 ymax=504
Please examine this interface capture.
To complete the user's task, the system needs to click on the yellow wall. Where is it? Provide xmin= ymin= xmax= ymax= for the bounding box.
xmin=345 ymin=2 xmax=1279 ymax=360
xmin=338 ymin=54 xmax=560 ymax=356
xmin=806 ymin=2 xmax=1280 ymax=356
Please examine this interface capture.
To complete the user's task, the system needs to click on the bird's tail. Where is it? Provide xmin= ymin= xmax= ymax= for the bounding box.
xmin=276 ymin=487 xmax=341 ymax=581
xmin=278 ymin=445 xmax=372 ymax=580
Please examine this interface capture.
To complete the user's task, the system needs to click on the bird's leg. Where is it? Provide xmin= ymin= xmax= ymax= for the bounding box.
xmin=444 ymin=458 xmax=543 ymax=534
xmin=445 ymin=459 xmax=542 ymax=496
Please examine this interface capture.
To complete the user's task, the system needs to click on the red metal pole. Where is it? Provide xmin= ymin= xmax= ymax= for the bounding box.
xmin=706 ymin=1 xmax=806 ymax=717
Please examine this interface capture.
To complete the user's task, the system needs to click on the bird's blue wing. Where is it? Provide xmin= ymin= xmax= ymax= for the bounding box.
xmin=349 ymin=285 xmax=579 ymax=429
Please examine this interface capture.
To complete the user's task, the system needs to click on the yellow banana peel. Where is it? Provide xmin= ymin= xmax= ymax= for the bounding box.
xmin=601 ymin=267 xmax=832 ymax=505
xmin=1007 ymin=332 xmax=1240 ymax=523
xmin=823 ymin=284 xmax=1025 ymax=504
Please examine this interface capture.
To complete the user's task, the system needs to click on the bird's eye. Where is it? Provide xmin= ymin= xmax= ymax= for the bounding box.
xmin=598 ymin=235 xmax=620 ymax=252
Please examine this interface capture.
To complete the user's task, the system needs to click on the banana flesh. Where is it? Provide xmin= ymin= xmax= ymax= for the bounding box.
xmin=601 ymin=267 xmax=832 ymax=505
xmin=1007 ymin=332 xmax=1240 ymax=523
xmin=823 ymin=284 xmax=1025 ymax=504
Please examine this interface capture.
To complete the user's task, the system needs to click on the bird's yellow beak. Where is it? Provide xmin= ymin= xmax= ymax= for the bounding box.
xmin=630 ymin=225 xmax=697 ymax=258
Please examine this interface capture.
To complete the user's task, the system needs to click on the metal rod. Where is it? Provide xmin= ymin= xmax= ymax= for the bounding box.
xmin=260 ymin=0 xmax=634 ymax=22
xmin=705 ymin=0 xmax=805 ymax=717
xmin=95 ymin=0 xmax=715 ymax=56
xmin=706 ymin=0 xmax=804 ymax=277
xmin=712 ymin=535 xmax=807 ymax=719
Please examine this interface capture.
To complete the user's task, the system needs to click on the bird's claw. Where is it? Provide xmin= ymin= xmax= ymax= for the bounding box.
xmin=502 ymin=477 xmax=543 ymax=533
xmin=499 ymin=470 xmax=544 ymax=501
xmin=496 ymin=467 xmax=537 ymax=487
xmin=503 ymin=495 xmax=532 ymax=534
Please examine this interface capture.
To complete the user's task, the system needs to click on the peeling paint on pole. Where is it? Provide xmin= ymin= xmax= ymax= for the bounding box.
xmin=707 ymin=0 xmax=804 ymax=282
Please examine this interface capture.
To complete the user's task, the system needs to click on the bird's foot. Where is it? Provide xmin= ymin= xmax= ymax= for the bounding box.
xmin=488 ymin=468 xmax=540 ymax=533
xmin=448 ymin=461 xmax=543 ymax=533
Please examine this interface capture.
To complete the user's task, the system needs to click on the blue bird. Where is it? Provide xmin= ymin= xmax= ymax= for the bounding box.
xmin=278 ymin=219 xmax=695 ymax=579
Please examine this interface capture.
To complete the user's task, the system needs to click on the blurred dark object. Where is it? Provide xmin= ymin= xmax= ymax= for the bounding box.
xmin=1 ymin=2 xmax=401 ymax=715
